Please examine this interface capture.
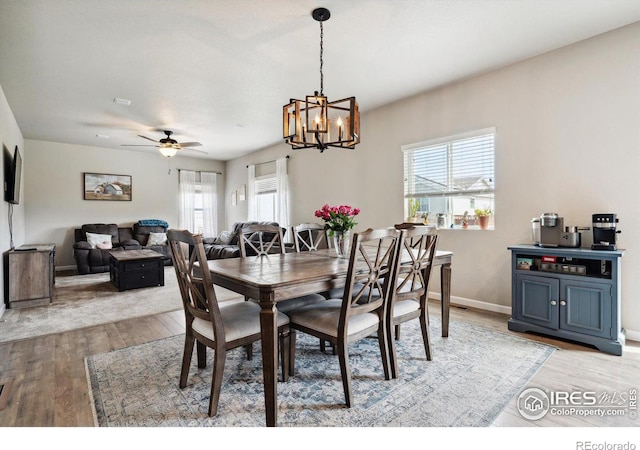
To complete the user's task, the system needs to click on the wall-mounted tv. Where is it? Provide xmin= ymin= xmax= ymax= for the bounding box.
xmin=4 ymin=145 xmax=22 ymax=204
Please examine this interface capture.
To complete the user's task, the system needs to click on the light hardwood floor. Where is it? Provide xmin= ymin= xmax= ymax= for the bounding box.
xmin=0 ymin=301 xmax=638 ymax=427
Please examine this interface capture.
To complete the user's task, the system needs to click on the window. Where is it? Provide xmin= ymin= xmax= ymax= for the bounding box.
xmin=247 ymin=158 xmax=290 ymax=231
xmin=254 ymin=174 xmax=277 ymax=222
xmin=179 ymin=170 xmax=218 ymax=236
xmin=403 ymin=128 xmax=495 ymax=229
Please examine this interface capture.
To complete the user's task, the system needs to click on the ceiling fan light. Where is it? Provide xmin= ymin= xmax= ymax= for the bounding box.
xmin=159 ymin=146 xmax=178 ymax=157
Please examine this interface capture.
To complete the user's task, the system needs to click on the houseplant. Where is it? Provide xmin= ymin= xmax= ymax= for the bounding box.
xmin=474 ymin=207 xmax=492 ymax=230
xmin=314 ymin=204 xmax=360 ymax=257
xmin=407 ymin=198 xmax=420 ymax=223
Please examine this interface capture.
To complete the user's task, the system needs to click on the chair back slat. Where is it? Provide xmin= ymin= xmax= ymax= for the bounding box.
xmin=168 ymin=229 xmax=225 ymax=342
xmin=339 ymin=228 xmax=404 ymax=326
xmin=292 ymin=223 xmax=328 ymax=252
xmin=239 ymin=224 xmax=285 ymax=257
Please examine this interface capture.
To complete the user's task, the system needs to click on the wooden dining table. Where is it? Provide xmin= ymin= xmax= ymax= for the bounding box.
xmin=206 ymin=248 xmax=453 ymax=427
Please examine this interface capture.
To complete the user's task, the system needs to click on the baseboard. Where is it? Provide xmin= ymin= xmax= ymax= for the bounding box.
xmin=55 ymin=265 xmax=77 ymax=272
xmin=624 ymin=329 xmax=640 ymax=343
xmin=428 ymin=291 xmax=512 ymax=315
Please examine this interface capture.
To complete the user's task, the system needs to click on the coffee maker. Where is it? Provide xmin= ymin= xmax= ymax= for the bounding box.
xmin=539 ymin=212 xmax=564 ymax=247
xmin=591 ymin=213 xmax=620 ymax=251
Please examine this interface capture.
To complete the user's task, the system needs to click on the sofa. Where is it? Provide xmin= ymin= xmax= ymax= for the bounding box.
xmin=202 ymin=221 xmax=288 ymax=259
xmin=73 ymin=222 xmax=172 ymax=274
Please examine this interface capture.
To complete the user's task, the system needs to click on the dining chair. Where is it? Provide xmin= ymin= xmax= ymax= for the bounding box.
xmin=292 ymin=223 xmax=329 ymax=252
xmin=238 ymin=224 xmax=327 ymax=315
xmin=388 ymin=224 xmax=439 ymax=378
xmin=167 ymin=229 xmax=293 ymax=417
xmin=287 ymin=227 xmax=405 ymax=407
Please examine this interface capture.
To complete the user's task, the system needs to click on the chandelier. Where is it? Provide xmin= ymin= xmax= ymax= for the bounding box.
xmin=283 ymin=7 xmax=360 ymax=152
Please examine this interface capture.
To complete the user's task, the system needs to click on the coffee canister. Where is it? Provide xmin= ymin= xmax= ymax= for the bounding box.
xmin=531 ymin=218 xmax=541 ymax=246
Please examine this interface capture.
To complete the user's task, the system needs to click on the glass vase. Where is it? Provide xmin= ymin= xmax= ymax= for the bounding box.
xmin=333 ymin=230 xmax=351 ymax=258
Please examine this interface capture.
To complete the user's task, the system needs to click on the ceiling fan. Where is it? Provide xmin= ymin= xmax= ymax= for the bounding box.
xmin=121 ymin=130 xmax=205 ymax=157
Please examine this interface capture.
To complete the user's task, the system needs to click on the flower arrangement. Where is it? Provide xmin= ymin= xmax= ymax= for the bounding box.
xmin=314 ymin=204 xmax=360 ymax=236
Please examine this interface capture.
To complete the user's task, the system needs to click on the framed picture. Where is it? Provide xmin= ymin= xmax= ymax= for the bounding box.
xmin=231 ymin=190 xmax=237 ymax=206
xmin=83 ymin=172 xmax=132 ymax=201
xmin=238 ymin=184 xmax=246 ymax=201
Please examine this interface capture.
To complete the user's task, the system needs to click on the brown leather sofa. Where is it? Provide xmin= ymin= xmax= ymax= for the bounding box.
xmin=73 ymin=223 xmax=172 ymax=274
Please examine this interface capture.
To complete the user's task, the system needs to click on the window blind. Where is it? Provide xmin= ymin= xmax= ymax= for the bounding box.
xmin=255 ymin=175 xmax=277 ymax=195
xmin=403 ymin=129 xmax=495 ymax=200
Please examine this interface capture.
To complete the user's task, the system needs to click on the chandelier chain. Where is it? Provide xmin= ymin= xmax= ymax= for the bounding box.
xmin=319 ymin=20 xmax=324 ymax=95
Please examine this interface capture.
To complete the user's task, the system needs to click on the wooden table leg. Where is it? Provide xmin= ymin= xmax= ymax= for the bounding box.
xmin=259 ymin=295 xmax=278 ymax=427
xmin=441 ymin=263 xmax=451 ymax=337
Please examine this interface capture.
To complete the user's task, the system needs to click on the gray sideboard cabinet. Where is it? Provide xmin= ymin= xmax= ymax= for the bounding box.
xmin=507 ymin=245 xmax=625 ymax=356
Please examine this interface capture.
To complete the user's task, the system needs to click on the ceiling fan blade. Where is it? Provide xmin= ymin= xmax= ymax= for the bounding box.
xmin=178 ymin=142 xmax=202 ymax=147
xmin=138 ymin=135 xmax=159 ymax=143
xmin=121 ymin=144 xmax=157 ymax=147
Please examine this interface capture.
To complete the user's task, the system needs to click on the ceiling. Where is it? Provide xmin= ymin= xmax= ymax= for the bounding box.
xmin=1 ymin=0 xmax=639 ymax=161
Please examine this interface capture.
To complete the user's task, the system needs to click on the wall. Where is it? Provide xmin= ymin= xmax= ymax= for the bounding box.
xmin=24 ymin=140 xmax=226 ymax=268
xmin=225 ymin=23 xmax=640 ymax=338
xmin=0 ymin=85 xmax=25 ymax=317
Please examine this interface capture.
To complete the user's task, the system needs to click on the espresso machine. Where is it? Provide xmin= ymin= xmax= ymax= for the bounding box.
xmin=591 ymin=213 xmax=621 ymax=250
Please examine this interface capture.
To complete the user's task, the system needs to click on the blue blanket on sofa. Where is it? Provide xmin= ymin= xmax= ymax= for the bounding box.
xmin=138 ymin=219 xmax=169 ymax=228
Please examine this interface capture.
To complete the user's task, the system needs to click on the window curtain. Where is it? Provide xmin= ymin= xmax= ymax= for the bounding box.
xmin=247 ymin=164 xmax=256 ymax=221
xmin=275 ymin=157 xmax=290 ymax=235
xmin=201 ymin=171 xmax=218 ymax=237
xmin=179 ymin=169 xmax=197 ymax=232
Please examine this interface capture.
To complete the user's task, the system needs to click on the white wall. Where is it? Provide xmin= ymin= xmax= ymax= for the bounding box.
xmin=24 ymin=140 xmax=226 ymax=268
xmin=224 ymin=23 xmax=640 ymax=337
xmin=0 ymin=84 xmax=25 ymax=316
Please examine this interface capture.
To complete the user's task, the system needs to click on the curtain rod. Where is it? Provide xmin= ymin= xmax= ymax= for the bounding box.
xmin=177 ymin=169 xmax=222 ymax=174
xmin=246 ymin=155 xmax=289 ymax=168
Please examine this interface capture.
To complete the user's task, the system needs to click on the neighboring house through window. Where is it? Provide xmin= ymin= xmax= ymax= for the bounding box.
xmin=402 ymin=127 xmax=495 ymax=229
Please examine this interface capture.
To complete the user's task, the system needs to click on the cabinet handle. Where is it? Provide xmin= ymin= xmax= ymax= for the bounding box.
xmin=560 ymin=300 xmax=566 ymax=306
xmin=550 ymin=300 xmax=557 ymax=305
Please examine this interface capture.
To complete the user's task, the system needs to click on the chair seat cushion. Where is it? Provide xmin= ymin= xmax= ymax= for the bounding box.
xmin=192 ymin=301 xmax=290 ymax=343
xmin=392 ymin=299 xmax=420 ymax=319
xmin=288 ymin=299 xmax=380 ymax=338
xmin=275 ymin=293 xmax=326 ymax=314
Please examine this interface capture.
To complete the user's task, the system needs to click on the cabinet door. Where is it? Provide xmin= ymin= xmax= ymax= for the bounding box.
xmin=515 ymin=274 xmax=559 ymax=330
xmin=560 ymin=279 xmax=612 ymax=339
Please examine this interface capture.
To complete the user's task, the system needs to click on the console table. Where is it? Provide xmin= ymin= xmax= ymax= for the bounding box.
xmin=507 ymin=245 xmax=625 ymax=355
xmin=7 ymin=244 xmax=56 ymax=309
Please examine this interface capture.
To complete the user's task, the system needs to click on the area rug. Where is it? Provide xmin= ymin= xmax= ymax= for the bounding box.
xmin=86 ymin=318 xmax=555 ymax=427
xmin=0 ymin=267 xmax=241 ymax=343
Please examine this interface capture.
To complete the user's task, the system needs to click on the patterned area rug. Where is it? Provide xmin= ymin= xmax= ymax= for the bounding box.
xmin=0 ymin=267 xmax=241 ymax=343
xmin=86 ymin=318 xmax=555 ymax=427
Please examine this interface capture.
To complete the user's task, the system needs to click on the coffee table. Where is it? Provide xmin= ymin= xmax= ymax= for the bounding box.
xmin=109 ymin=249 xmax=165 ymax=291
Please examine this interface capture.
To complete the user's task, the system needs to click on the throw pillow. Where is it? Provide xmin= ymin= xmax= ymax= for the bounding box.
xmin=86 ymin=232 xmax=113 ymax=250
xmin=146 ymin=232 xmax=168 ymax=246
xmin=216 ymin=230 xmax=233 ymax=245
xmin=96 ymin=241 xmax=113 ymax=250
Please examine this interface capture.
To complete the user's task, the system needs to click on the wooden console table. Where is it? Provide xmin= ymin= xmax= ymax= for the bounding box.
xmin=7 ymin=244 xmax=56 ymax=309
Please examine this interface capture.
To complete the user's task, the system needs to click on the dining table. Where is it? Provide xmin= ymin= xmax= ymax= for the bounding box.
xmin=206 ymin=248 xmax=453 ymax=427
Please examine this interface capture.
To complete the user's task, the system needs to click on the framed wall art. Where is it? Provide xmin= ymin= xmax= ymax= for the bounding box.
xmin=83 ymin=172 xmax=132 ymax=201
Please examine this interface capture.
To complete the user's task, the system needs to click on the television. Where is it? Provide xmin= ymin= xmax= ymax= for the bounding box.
xmin=4 ymin=145 xmax=22 ymax=204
